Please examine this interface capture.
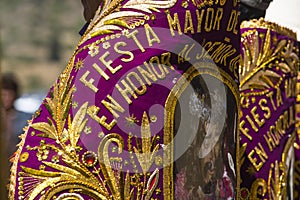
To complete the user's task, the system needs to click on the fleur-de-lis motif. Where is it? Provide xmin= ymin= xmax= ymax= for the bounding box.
xmin=134 ymin=112 xmax=159 ymax=174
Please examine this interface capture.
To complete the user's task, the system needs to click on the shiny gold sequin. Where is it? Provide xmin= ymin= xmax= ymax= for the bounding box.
xmin=154 ymin=156 xmax=163 ymax=166
xmin=20 ymin=152 xmax=29 ymax=163
xmin=150 ymin=115 xmax=157 ymax=123
xmin=181 ymin=1 xmax=188 ymax=8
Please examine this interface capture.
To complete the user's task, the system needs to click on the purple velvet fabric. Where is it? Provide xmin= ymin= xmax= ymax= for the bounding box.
xmin=9 ymin=1 xmax=240 ymax=199
xmin=240 ymin=20 xmax=298 ymax=199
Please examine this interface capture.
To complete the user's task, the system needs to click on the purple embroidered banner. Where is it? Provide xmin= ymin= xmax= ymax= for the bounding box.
xmin=239 ymin=19 xmax=298 ymax=199
xmin=9 ymin=1 xmax=241 ymax=199
xmin=294 ymin=71 xmax=300 ymax=198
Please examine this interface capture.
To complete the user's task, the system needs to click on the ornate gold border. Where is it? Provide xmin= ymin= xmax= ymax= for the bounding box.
xmin=241 ymin=18 xmax=297 ymax=41
xmin=281 ymin=132 xmax=296 ymax=199
xmin=163 ymin=63 xmax=240 ymax=199
xmin=8 ymin=56 xmax=76 ymax=199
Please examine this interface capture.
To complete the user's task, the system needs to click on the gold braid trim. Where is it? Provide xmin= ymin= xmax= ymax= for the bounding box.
xmin=241 ymin=18 xmax=297 ymax=41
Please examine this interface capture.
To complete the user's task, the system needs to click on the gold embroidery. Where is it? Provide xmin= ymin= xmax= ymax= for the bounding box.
xmin=191 ymin=0 xmax=213 ymax=8
xmin=125 ymin=114 xmax=139 ymax=126
xmin=98 ymin=134 xmax=124 ymax=199
xmin=116 ymin=80 xmax=138 ymax=104
xmin=14 ymin=65 xmax=111 ymax=199
xmin=19 ymin=152 xmax=29 ymax=163
xmin=240 ymin=19 xmax=298 ymax=199
xmin=239 ymin=143 xmax=247 ymax=168
xmin=226 ymin=9 xmax=239 ymax=35
xmin=74 ymin=58 xmax=84 ymax=71
xmin=134 ymin=112 xmax=159 ymax=174
xmin=239 ymin=120 xmax=252 ymax=141
xmin=93 ymin=63 xmax=111 ymax=81
xmin=114 ymin=41 xmax=134 ymax=62
xmin=240 ymin=20 xmax=298 ymax=94
xmin=126 ymin=72 xmax=148 ymax=95
xmin=99 ymin=51 xmax=123 ymax=74
xmin=126 ymin=30 xmax=146 ymax=52
xmin=167 ymin=12 xmax=182 ymax=36
xmin=88 ymin=43 xmax=100 ymax=57
xmin=267 ymin=161 xmax=286 ymax=199
xmin=101 ymin=95 xmax=125 ymax=118
xmin=184 ymin=10 xmax=194 ymax=34
xmin=241 ymin=18 xmax=297 ymax=40
xmin=144 ymin=24 xmax=161 ymax=46
xmin=80 ymin=0 xmax=177 ymax=44
xmin=250 ymin=178 xmax=267 ymax=199
xmin=87 ymin=105 xmax=117 ymax=130
xmin=14 ymin=76 xmax=162 ymax=200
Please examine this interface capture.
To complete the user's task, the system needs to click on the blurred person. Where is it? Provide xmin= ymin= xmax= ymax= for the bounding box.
xmin=239 ymin=0 xmax=273 ymax=22
xmin=1 ymin=73 xmax=31 ymax=160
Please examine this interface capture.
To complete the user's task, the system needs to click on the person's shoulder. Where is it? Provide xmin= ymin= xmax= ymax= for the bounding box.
xmin=15 ymin=110 xmax=32 ymax=121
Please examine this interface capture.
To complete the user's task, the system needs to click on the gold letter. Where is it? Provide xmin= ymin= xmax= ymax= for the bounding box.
xmin=263 ymin=131 xmax=276 ymax=152
xmin=184 ymin=10 xmax=194 ymax=34
xmin=137 ymin=63 xmax=158 ymax=86
xmin=114 ymin=42 xmax=134 ymax=62
xmin=226 ymin=10 xmax=239 ymax=34
xmin=255 ymin=143 xmax=268 ymax=163
xmin=126 ymin=30 xmax=145 ymax=52
xmin=150 ymin=56 xmax=166 ymax=79
xmin=161 ymin=52 xmax=174 ymax=70
xmin=245 ymin=114 xmax=258 ymax=132
xmin=87 ymin=105 xmax=116 ymax=130
xmin=167 ymin=12 xmax=182 ymax=36
xmin=250 ymin=106 xmax=265 ymax=128
xmin=258 ymin=99 xmax=271 ymax=119
xmin=266 ymin=91 xmax=276 ymax=110
xmin=240 ymin=120 xmax=252 ymax=141
xmin=116 ymin=80 xmax=137 ymax=104
xmin=196 ymin=9 xmax=204 ymax=33
xmin=126 ymin=72 xmax=147 ymax=95
xmin=204 ymin=8 xmax=214 ymax=32
xmin=248 ymin=149 xmax=263 ymax=171
xmin=93 ymin=63 xmax=110 ymax=81
xmin=80 ymin=71 xmax=99 ymax=93
xmin=101 ymin=95 xmax=125 ymax=118
xmin=100 ymin=51 xmax=122 ymax=74
xmin=213 ymin=8 xmax=223 ymax=30
xmin=144 ymin=24 xmax=160 ymax=46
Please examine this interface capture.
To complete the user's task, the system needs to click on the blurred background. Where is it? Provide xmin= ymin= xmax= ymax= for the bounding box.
xmin=265 ymin=0 xmax=300 ymax=41
xmin=0 ymin=1 xmax=85 ymax=198
xmin=0 ymin=0 xmax=84 ymax=113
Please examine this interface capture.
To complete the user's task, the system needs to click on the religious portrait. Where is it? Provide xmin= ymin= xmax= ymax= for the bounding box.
xmin=173 ymin=72 xmax=237 ymax=200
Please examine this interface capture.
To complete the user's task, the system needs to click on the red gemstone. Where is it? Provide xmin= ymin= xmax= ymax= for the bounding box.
xmin=150 ymin=176 xmax=156 ymax=189
xmin=241 ymin=188 xmax=248 ymax=198
xmin=83 ymin=151 xmax=97 ymax=167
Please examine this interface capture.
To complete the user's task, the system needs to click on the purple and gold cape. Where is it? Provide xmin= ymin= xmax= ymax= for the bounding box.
xmin=294 ymin=61 xmax=300 ymax=198
xmin=9 ymin=0 xmax=240 ymax=199
xmin=239 ymin=19 xmax=299 ymax=199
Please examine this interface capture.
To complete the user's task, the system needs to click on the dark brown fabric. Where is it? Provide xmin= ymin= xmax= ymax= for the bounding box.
xmin=81 ymin=0 xmax=102 ymax=21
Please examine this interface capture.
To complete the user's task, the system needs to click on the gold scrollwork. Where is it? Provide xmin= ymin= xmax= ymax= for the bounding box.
xmin=250 ymin=178 xmax=267 ymax=199
xmin=98 ymin=134 xmax=124 ymax=199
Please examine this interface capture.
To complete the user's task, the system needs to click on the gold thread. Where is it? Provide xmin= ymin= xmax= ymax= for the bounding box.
xmin=241 ymin=18 xmax=297 ymax=40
